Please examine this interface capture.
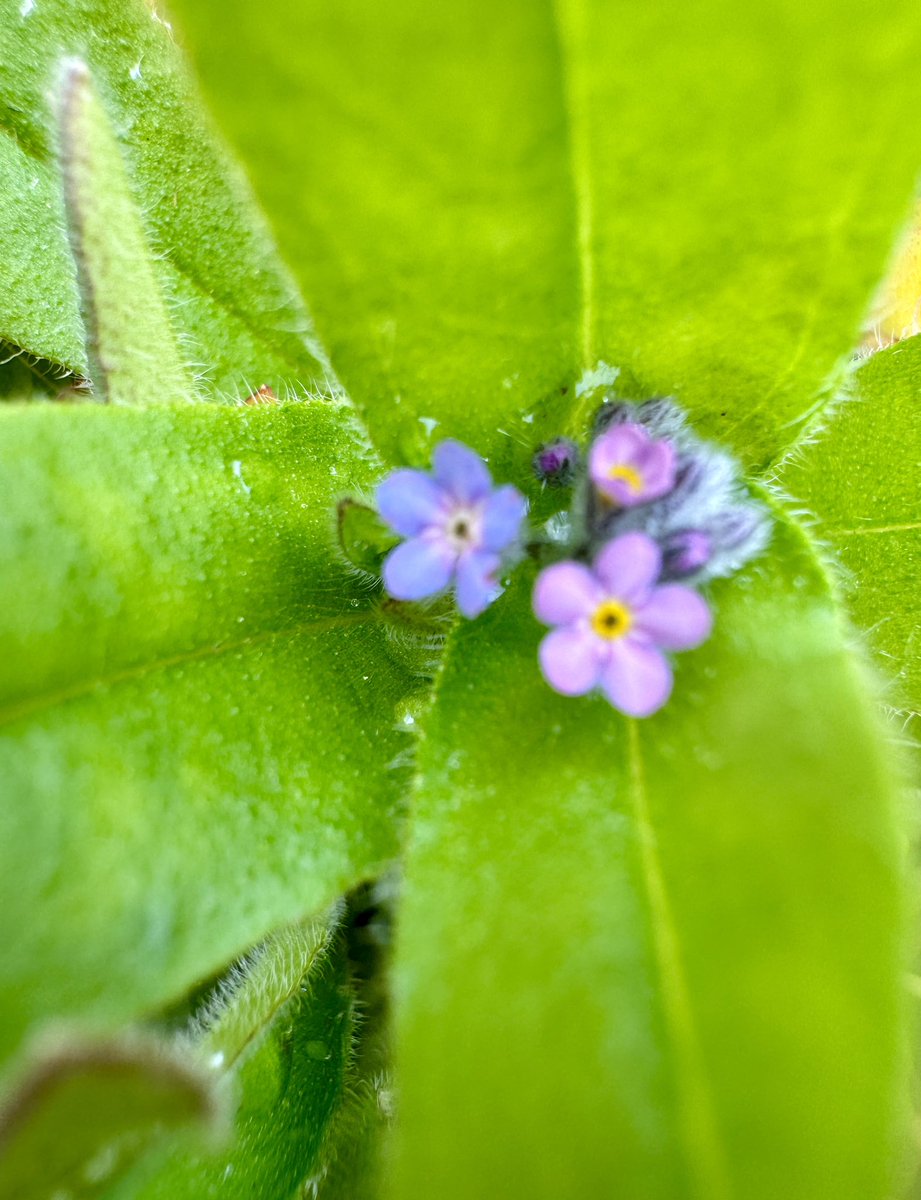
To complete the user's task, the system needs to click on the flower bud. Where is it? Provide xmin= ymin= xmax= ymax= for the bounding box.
xmin=533 ymin=438 xmax=579 ymax=487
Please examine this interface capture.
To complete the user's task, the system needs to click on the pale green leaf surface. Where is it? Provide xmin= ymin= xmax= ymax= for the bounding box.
xmin=779 ymin=338 xmax=921 ymax=725
xmin=168 ymin=0 xmax=921 ymax=465
xmin=0 ymin=131 xmax=84 ymax=372
xmin=165 ymin=0 xmax=580 ymax=470
xmin=110 ymin=915 xmax=353 ymax=1200
xmin=0 ymin=0 xmax=328 ymax=395
xmin=315 ymin=1083 xmax=387 ymax=1200
xmin=59 ymin=61 xmax=193 ymax=405
xmin=551 ymin=0 xmax=921 ymax=463
xmin=0 ymin=402 xmax=419 ymax=1063
xmin=393 ymin=524 xmax=906 ymax=1200
xmin=0 ymin=1034 xmax=217 ymax=1200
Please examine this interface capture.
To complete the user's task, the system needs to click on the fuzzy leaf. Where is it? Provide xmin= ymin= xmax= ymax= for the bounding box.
xmin=0 ymin=1033 xmax=217 ymax=1200
xmin=165 ymin=0 xmax=921 ymax=465
xmin=59 ymin=60 xmax=193 ymax=404
xmin=0 ymin=0 xmax=328 ymax=395
xmin=393 ymin=523 xmax=906 ymax=1200
xmin=109 ymin=913 xmax=354 ymax=1200
xmin=0 ymin=402 xmax=421 ymax=1062
xmin=779 ymin=338 xmax=921 ymax=728
xmin=162 ymin=0 xmax=581 ymax=468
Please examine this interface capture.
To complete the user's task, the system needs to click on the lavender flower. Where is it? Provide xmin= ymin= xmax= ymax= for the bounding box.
xmin=588 ymin=423 xmax=677 ymax=507
xmin=377 ymin=440 xmax=527 ymax=618
xmin=532 ymin=531 xmax=711 ymax=717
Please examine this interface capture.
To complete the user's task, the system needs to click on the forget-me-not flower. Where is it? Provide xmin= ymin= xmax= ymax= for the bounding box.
xmin=532 ymin=531 xmax=711 ymax=717
xmin=589 ymin=422 xmax=677 ymax=507
xmin=377 ymin=440 xmax=527 ymax=618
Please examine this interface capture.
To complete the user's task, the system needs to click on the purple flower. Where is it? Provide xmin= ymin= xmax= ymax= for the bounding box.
xmin=589 ymin=422 xmax=677 ymax=507
xmin=660 ymin=529 xmax=713 ymax=579
xmin=377 ymin=440 xmax=527 ymax=618
xmin=533 ymin=438 xmax=579 ymax=487
xmin=532 ymin=531 xmax=712 ymax=717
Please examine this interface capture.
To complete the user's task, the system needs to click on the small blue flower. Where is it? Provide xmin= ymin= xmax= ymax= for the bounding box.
xmin=377 ymin=440 xmax=527 ymax=618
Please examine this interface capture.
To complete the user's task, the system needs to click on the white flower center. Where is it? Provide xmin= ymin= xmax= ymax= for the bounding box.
xmin=443 ymin=504 xmax=483 ymax=554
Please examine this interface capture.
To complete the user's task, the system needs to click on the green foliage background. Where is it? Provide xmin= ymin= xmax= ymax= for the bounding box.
xmin=0 ymin=0 xmax=918 ymax=1197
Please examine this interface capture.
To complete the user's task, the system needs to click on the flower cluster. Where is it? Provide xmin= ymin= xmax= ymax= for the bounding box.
xmin=371 ymin=390 xmax=768 ymax=717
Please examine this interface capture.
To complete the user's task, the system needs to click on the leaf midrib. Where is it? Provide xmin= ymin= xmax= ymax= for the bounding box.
xmin=0 ymin=608 xmax=374 ymax=731
xmin=626 ymin=719 xmax=733 ymax=1200
xmin=548 ymin=3 xmax=732 ymax=1189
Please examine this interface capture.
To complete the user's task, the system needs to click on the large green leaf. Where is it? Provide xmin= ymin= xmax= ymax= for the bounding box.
xmin=778 ymin=337 xmax=921 ymax=727
xmin=0 ymin=401 xmax=421 ymax=1063
xmin=110 ymin=912 xmax=354 ymax=1200
xmin=164 ymin=0 xmax=581 ymax=467
xmin=166 ymin=0 xmax=921 ymax=466
xmin=0 ymin=0 xmax=328 ymax=394
xmin=393 ymin=524 xmax=906 ymax=1200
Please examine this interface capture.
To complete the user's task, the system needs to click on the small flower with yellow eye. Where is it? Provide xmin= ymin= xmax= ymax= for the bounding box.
xmin=532 ymin=531 xmax=712 ymax=717
xmin=588 ymin=422 xmax=676 ymax=507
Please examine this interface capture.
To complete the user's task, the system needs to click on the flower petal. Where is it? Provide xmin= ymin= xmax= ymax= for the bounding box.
xmin=593 ymin=532 xmax=662 ymax=603
xmin=634 ymin=438 xmax=677 ymax=499
xmin=600 ymin=639 xmax=673 ymax=717
xmin=588 ymin=423 xmax=647 ymax=478
xmin=454 ymin=551 xmax=502 ymax=618
xmin=538 ymin=627 xmax=603 ymax=696
xmin=481 ymin=484 xmax=527 ymax=552
xmin=382 ymin=536 xmax=454 ymax=601
xmin=377 ymin=470 xmax=446 ymax=537
xmin=634 ymin=585 xmax=713 ymax=650
xmin=532 ymin=562 xmax=602 ymax=626
xmin=433 ymin=440 xmax=492 ymax=503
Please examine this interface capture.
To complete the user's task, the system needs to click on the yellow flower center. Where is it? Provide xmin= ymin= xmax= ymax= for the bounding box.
xmin=607 ymin=464 xmax=644 ymax=493
xmin=591 ymin=599 xmax=633 ymax=641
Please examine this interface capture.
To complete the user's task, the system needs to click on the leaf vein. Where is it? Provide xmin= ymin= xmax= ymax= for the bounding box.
xmin=627 ymin=719 xmax=732 ymax=1200
xmin=827 ymin=520 xmax=921 ymax=537
xmin=0 ymin=610 xmax=373 ymax=731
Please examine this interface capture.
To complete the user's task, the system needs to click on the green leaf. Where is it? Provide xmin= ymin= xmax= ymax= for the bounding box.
xmin=778 ymin=337 xmax=921 ymax=727
xmin=393 ymin=524 xmax=907 ymax=1200
xmin=0 ymin=0 xmax=328 ymax=395
xmin=59 ymin=60 xmax=193 ymax=405
xmin=0 ymin=401 xmax=420 ymax=1063
xmin=0 ymin=126 xmax=84 ymax=373
xmin=160 ymin=0 xmax=581 ymax=466
xmin=110 ymin=911 xmax=354 ymax=1200
xmin=165 ymin=0 xmax=921 ymax=465
xmin=0 ymin=1032 xmax=218 ymax=1200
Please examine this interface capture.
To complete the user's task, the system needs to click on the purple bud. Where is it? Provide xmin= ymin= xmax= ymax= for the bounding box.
xmin=533 ymin=438 xmax=579 ymax=487
xmin=593 ymin=397 xmax=686 ymax=441
xmin=635 ymin=397 xmax=687 ymax=441
xmin=592 ymin=402 xmax=633 ymax=435
xmin=661 ymin=529 xmax=713 ymax=579
xmin=714 ymin=507 xmax=763 ymax=550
